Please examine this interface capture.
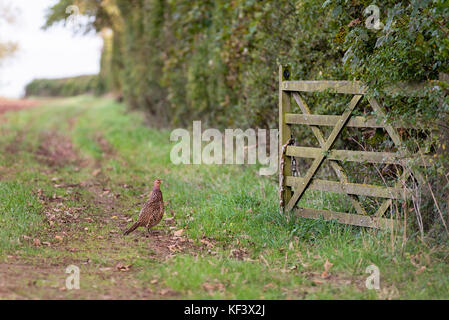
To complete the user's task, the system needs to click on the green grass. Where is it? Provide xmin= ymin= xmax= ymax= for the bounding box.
xmin=0 ymin=95 xmax=448 ymax=299
xmin=0 ymin=181 xmax=43 ymax=252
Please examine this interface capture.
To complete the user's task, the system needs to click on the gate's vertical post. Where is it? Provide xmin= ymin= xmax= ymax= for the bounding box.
xmin=279 ymin=65 xmax=292 ymax=208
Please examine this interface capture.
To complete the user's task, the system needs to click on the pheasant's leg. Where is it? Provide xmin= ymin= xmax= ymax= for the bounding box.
xmin=147 ymin=227 xmax=151 ymax=236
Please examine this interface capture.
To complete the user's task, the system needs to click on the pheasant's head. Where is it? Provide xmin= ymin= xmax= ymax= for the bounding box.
xmin=153 ymin=179 xmax=163 ymax=189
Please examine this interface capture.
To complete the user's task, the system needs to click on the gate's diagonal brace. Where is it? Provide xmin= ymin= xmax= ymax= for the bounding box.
xmin=292 ymin=92 xmax=368 ymax=216
xmin=368 ymin=98 xmax=425 ymax=185
xmin=286 ymin=95 xmax=362 ymax=211
xmin=375 ymin=167 xmax=411 ymax=217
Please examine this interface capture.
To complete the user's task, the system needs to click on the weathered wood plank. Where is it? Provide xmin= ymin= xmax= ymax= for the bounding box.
xmin=285 ymin=176 xmax=403 ymax=199
xmin=368 ymin=98 xmax=426 ymax=184
xmin=286 ymin=146 xmax=399 ymax=164
xmin=294 ymin=207 xmax=398 ymax=229
xmin=282 ymin=81 xmax=367 ymax=94
xmin=285 ymin=146 xmax=431 ymax=166
xmin=285 ymin=113 xmax=412 ymax=128
xmin=283 ymin=80 xmax=441 ymax=97
xmin=279 ymin=66 xmax=292 ymax=205
xmin=375 ymin=199 xmax=392 ymax=218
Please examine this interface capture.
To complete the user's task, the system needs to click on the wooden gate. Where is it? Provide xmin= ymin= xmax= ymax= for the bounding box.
xmin=278 ymin=66 xmax=434 ymax=229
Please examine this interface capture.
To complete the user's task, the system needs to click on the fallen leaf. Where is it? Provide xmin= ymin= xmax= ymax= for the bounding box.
xmin=55 ymin=235 xmax=63 ymax=241
xmin=150 ymin=279 xmax=158 ymax=284
xmin=264 ymin=283 xmax=276 ymax=290
xmin=168 ymin=244 xmax=179 ymax=252
xmin=415 ymin=266 xmax=426 ymax=275
xmin=348 ymin=18 xmax=361 ymax=27
xmin=229 ymin=248 xmax=248 ymax=260
xmin=173 ymin=229 xmax=184 ymax=237
xmin=115 ymin=263 xmax=132 ymax=272
xmin=321 ymin=259 xmax=333 ymax=278
xmin=92 ymin=169 xmax=101 ymax=176
xmin=100 ymin=267 xmax=112 ymax=272
xmin=201 ymin=238 xmax=214 ymax=248
xmin=202 ymin=282 xmax=225 ymax=293
xmin=202 ymin=283 xmax=214 ymax=292
xmin=159 ymin=288 xmax=178 ymax=296
xmin=33 ymin=239 xmax=41 ymax=247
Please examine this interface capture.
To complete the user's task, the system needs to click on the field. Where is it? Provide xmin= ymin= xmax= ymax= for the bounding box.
xmin=0 ymin=96 xmax=448 ymax=299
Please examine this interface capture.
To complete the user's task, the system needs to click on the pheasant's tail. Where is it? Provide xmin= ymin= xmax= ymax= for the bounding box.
xmin=123 ymin=222 xmax=140 ymax=236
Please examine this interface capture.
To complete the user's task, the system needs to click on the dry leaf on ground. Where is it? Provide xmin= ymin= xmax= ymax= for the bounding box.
xmin=321 ymin=259 xmax=333 ymax=278
xmin=173 ymin=229 xmax=184 ymax=237
xmin=115 ymin=263 xmax=132 ymax=272
xmin=415 ymin=266 xmax=426 ymax=275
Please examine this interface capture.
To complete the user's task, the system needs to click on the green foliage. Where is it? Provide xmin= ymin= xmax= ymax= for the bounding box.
xmin=324 ymin=0 xmax=449 ymax=120
xmin=0 ymin=182 xmax=43 ymax=252
xmin=25 ymin=75 xmax=101 ymax=97
xmin=43 ymin=0 xmax=448 ymax=128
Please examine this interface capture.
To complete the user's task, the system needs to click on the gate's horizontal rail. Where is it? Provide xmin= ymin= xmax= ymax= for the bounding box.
xmin=282 ymin=80 xmax=441 ymax=96
xmin=285 ymin=113 xmax=413 ymax=128
xmin=285 ymin=146 xmax=430 ymax=166
xmin=285 ymin=176 xmax=405 ymax=199
xmin=294 ymin=207 xmax=398 ymax=229
xmin=282 ymin=81 xmax=366 ymax=94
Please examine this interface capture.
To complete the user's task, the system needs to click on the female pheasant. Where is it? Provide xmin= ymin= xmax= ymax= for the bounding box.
xmin=123 ymin=179 xmax=164 ymax=236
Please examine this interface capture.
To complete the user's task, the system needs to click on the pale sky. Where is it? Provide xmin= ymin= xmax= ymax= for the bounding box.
xmin=0 ymin=0 xmax=102 ymax=98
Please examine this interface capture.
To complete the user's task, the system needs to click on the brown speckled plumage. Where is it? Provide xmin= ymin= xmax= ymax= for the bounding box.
xmin=123 ymin=179 xmax=164 ymax=236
